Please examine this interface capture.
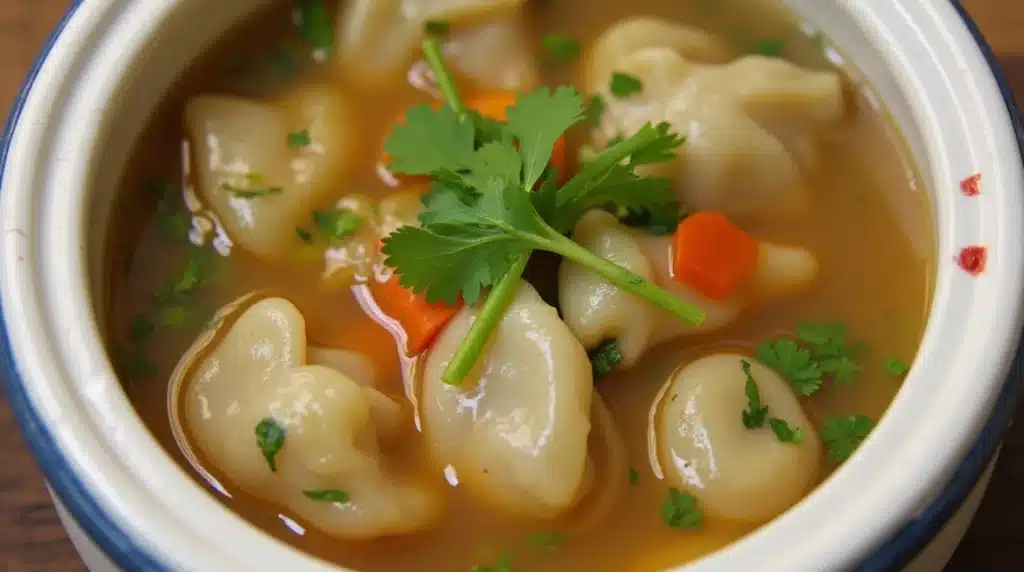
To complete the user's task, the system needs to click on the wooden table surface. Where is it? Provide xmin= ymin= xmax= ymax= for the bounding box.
xmin=1 ymin=1 xmax=1023 ymax=571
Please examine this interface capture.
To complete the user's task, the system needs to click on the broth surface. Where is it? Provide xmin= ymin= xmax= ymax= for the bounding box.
xmin=107 ymin=1 xmax=934 ymax=570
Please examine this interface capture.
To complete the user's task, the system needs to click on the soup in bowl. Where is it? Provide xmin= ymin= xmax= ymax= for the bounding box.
xmin=1 ymin=0 xmax=1023 ymax=571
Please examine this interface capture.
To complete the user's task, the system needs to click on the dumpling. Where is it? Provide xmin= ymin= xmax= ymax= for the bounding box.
xmin=180 ymin=297 xmax=441 ymax=539
xmin=558 ymin=211 xmax=817 ymax=368
xmin=651 ymin=353 xmax=822 ymax=522
xmin=420 ymin=281 xmax=593 ymax=518
xmin=186 ymin=86 xmax=356 ymax=261
xmin=585 ymin=18 xmax=844 ymax=217
xmin=337 ymin=0 xmax=534 ymax=90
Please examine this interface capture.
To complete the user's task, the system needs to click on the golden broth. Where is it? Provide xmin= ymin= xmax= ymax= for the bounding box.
xmin=106 ymin=0 xmax=934 ymax=570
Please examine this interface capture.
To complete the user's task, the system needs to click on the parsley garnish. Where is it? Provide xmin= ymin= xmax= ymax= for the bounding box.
xmin=288 ymin=129 xmax=311 ymax=148
xmin=312 ymin=207 xmax=363 ymax=242
xmin=750 ymin=38 xmax=785 ymax=57
xmin=758 ymin=322 xmax=866 ymax=396
xmin=757 ymin=338 xmax=822 ymax=396
xmin=526 ymin=531 xmax=566 ymax=552
xmin=589 ymin=339 xmax=623 ymax=378
xmin=768 ymin=418 xmax=805 ymax=444
xmin=302 ymin=489 xmax=350 ymax=503
xmin=381 ymin=38 xmax=702 ymax=385
xmin=220 ymin=183 xmax=283 ymax=199
xmin=129 ymin=314 xmax=154 ymax=343
xmin=629 ymin=467 xmax=640 ymax=485
xmin=609 ymin=71 xmax=643 ymax=98
xmin=741 ymin=360 xmax=768 ymax=429
xmin=424 ymin=20 xmax=450 ymax=37
xmin=542 ymin=34 xmax=580 ymax=63
xmin=616 ymin=202 xmax=688 ymax=235
xmin=255 ymin=417 xmax=286 ymax=472
xmin=298 ymin=0 xmax=333 ymax=54
xmin=660 ymin=488 xmax=702 ymax=530
xmin=585 ymin=94 xmax=605 ymax=124
xmin=820 ymin=415 xmax=874 ymax=462
xmin=884 ymin=356 xmax=910 ymax=378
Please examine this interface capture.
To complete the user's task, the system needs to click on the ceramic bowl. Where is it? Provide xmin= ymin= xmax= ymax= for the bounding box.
xmin=2 ymin=1 xmax=1023 ymax=571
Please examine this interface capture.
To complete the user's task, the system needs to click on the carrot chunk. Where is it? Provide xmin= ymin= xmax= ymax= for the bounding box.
xmin=370 ymin=275 xmax=462 ymax=356
xmin=672 ymin=212 xmax=759 ymax=301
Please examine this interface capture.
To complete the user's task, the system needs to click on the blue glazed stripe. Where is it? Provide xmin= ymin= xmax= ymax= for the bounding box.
xmin=0 ymin=2 xmax=1020 ymax=572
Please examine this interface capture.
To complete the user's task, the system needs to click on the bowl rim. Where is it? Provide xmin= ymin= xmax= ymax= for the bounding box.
xmin=1 ymin=1 xmax=1022 ymax=571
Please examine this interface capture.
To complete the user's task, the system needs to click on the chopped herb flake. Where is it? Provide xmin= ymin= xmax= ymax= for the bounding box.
xmin=542 ymin=34 xmax=580 ymax=63
xmin=820 ymin=415 xmax=874 ymax=463
xmin=609 ymin=72 xmax=643 ymax=98
xmin=740 ymin=360 xmax=768 ymax=429
xmin=884 ymin=357 xmax=910 ymax=378
xmin=221 ymin=183 xmax=284 ymax=199
xmin=750 ymin=38 xmax=785 ymax=57
xmin=660 ymin=488 xmax=702 ymax=530
xmin=757 ymin=338 xmax=822 ymax=396
xmin=758 ymin=322 xmax=866 ymax=395
xmin=296 ymin=227 xmax=314 ymax=244
xmin=589 ymin=339 xmax=623 ymax=379
xmin=617 ymin=202 xmax=688 ymax=236
xmin=129 ymin=314 xmax=154 ymax=343
xmin=629 ymin=467 xmax=639 ymax=485
xmin=312 ymin=208 xmax=364 ymax=242
xmin=526 ymin=531 xmax=566 ymax=552
xmin=161 ymin=305 xmax=190 ymax=329
xmin=768 ymin=418 xmax=805 ymax=444
xmin=288 ymin=128 xmax=312 ymax=148
xmin=255 ymin=417 xmax=286 ymax=472
xmin=585 ymin=93 xmax=605 ymax=124
xmin=298 ymin=0 xmax=334 ymax=54
xmin=424 ymin=20 xmax=450 ymax=37
xmin=303 ymin=489 xmax=350 ymax=502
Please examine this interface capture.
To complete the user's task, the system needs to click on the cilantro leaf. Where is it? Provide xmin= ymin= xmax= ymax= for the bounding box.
xmin=740 ymin=360 xmax=768 ymax=429
xmin=757 ymin=338 xmax=823 ymax=396
xmin=610 ymin=71 xmax=644 ymax=98
xmin=884 ymin=356 xmax=910 ymax=378
xmin=504 ymin=87 xmax=584 ymax=189
xmin=384 ymin=104 xmax=476 ymax=176
xmin=627 ymin=122 xmax=685 ymax=166
xmin=589 ymin=339 xmax=623 ymax=378
xmin=661 ymin=488 xmax=702 ymax=530
xmin=302 ymin=489 xmax=350 ymax=503
xmin=465 ymin=140 xmax=523 ymax=190
xmin=768 ymin=418 xmax=805 ymax=444
xmin=254 ymin=417 xmax=286 ymax=472
xmin=820 ymin=415 xmax=874 ymax=462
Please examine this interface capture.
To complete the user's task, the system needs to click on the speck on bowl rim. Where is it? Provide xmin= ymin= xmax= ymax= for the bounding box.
xmin=1 ymin=1 xmax=1022 ymax=571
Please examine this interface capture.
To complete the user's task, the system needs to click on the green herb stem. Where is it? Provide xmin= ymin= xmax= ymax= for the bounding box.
xmin=538 ymin=222 xmax=706 ymax=326
xmin=442 ymin=251 xmax=531 ymax=385
xmin=422 ymin=38 xmax=466 ymax=117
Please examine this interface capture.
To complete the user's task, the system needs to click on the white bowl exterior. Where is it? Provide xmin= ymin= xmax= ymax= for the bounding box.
xmin=1 ymin=1 xmax=1022 ymax=572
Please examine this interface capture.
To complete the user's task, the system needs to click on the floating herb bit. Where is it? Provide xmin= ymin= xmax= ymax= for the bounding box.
xmin=820 ymin=414 xmax=874 ymax=462
xmin=115 ymin=346 xmax=157 ymax=379
xmin=302 ymin=489 xmax=350 ymax=503
xmin=757 ymin=338 xmax=822 ymax=396
xmin=884 ymin=356 xmax=910 ymax=378
xmin=313 ymin=207 xmax=364 ymax=242
xmin=589 ymin=339 xmax=623 ymax=378
xmin=254 ymin=417 xmax=286 ymax=472
xmin=750 ymin=38 xmax=785 ymax=57
xmin=584 ymin=93 xmax=605 ymax=124
xmin=740 ymin=360 xmax=768 ymax=429
xmin=220 ymin=183 xmax=284 ymax=199
xmin=526 ymin=531 xmax=566 ymax=552
xmin=617 ymin=202 xmax=688 ymax=236
xmin=161 ymin=305 xmax=190 ymax=329
xmin=424 ymin=19 xmax=450 ymax=37
xmin=609 ymin=71 xmax=643 ymax=98
xmin=298 ymin=0 xmax=334 ymax=54
xmin=629 ymin=467 xmax=639 ymax=485
xmin=660 ymin=488 xmax=702 ymax=530
xmin=288 ymin=128 xmax=312 ymax=148
xmin=542 ymin=34 xmax=580 ymax=63
xmin=768 ymin=418 xmax=804 ymax=444
xmin=296 ymin=227 xmax=314 ymax=244
xmin=129 ymin=314 xmax=154 ymax=343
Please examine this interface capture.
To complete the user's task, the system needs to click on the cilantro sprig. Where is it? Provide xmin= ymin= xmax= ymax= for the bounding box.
xmin=820 ymin=414 xmax=874 ymax=462
xmin=758 ymin=322 xmax=866 ymax=396
xmin=381 ymin=38 xmax=705 ymax=385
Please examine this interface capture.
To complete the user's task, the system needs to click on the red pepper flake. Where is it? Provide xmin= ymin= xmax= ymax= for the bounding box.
xmin=956 ymin=246 xmax=987 ymax=276
xmin=960 ymin=173 xmax=982 ymax=196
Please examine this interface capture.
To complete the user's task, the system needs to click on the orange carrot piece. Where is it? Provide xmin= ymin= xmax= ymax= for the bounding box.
xmin=380 ymin=91 xmax=567 ymax=181
xmin=370 ymin=275 xmax=462 ymax=356
xmin=672 ymin=212 xmax=759 ymax=301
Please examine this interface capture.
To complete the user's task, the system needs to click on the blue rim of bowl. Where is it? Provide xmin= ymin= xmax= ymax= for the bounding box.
xmin=0 ymin=2 xmax=1022 ymax=571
